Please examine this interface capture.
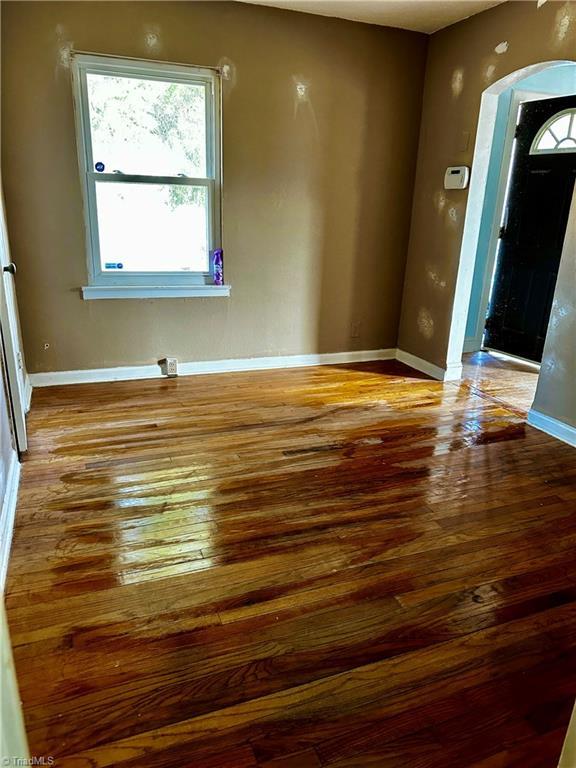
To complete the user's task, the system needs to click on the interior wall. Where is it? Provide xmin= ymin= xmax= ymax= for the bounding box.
xmin=397 ymin=0 xmax=576 ymax=369
xmin=532 ymin=185 xmax=576 ymax=429
xmin=0 ymin=602 xmax=29 ymax=763
xmin=559 ymin=703 xmax=576 ymax=768
xmin=1 ymin=1 xmax=427 ymax=373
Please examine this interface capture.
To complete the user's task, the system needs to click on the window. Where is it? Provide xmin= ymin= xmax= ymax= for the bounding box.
xmin=530 ymin=108 xmax=576 ymax=155
xmin=71 ymin=54 xmax=227 ymax=299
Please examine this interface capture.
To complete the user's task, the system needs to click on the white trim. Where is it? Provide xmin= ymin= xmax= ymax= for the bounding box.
xmin=467 ymin=91 xmax=523 ymax=348
xmin=0 ymin=452 xmax=20 ymax=593
xmin=27 ymin=349 xmax=474 ymax=388
xmin=1 ymin=602 xmax=30 ymax=761
xmin=71 ymin=53 xmax=222 ymax=290
xmin=22 ymin=374 xmax=32 ymax=413
xmin=467 ymin=89 xmax=553 ymax=353
xmin=527 ymin=408 xmax=576 ymax=448
xmin=396 ymin=349 xmax=462 ymax=382
xmin=446 ymin=61 xmax=576 ymax=371
xmin=0 ymin=191 xmax=28 ymax=452
xmin=22 ymin=373 xmax=32 ymax=413
xmin=81 ymin=284 xmax=231 ymax=300
xmin=73 ymin=49 xmax=222 ymax=74
xmin=29 ymin=348 xmax=397 ymax=387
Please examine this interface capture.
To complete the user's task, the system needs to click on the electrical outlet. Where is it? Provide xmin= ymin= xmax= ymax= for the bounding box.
xmin=159 ymin=357 xmax=178 ymax=377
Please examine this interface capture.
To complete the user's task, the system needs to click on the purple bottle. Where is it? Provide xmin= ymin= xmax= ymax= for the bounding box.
xmin=213 ymin=248 xmax=224 ymax=286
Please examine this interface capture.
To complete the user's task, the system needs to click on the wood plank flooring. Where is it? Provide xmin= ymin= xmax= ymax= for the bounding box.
xmin=462 ymin=350 xmax=540 ymax=415
xmin=5 ymin=358 xmax=576 ymax=767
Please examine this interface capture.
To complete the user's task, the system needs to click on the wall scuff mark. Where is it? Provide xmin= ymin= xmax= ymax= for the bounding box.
xmin=434 ymin=190 xmax=446 ymax=214
xmin=292 ymin=75 xmax=319 ymax=138
xmin=553 ymin=2 xmax=575 ymax=45
xmin=447 ymin=205 xmax=459 ymax=227
xmin=484 ymin=63 xmax=497 ymax=83
xmin=54 ymin=24 xmax=73 ymax=77
xmin=218 ymin=57 xmax=237 ymax=94
xmin=451 ymin=68 xmax=464 ymax=98
xmin=426 ymin=265 xmax=447 ymax=290
xmin=417 ymin=307 xmax=434 ymax=339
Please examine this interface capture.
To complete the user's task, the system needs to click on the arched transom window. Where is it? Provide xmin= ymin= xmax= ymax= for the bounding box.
xmin=530 ymin=109 xmax=576 ymax=154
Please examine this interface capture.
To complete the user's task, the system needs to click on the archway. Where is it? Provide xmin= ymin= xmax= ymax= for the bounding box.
xmin=445 ymin=60 xmax=576 ymax=375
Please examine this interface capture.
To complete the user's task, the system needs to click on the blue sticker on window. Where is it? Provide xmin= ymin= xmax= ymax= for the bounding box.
xmin=95 ymin=161 xmax=105 ymax=172
xmin=104 ymin=262 xmax=124 ymax=270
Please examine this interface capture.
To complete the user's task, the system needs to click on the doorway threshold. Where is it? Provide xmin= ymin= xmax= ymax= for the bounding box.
xmin=482 ymin=347 xmax=541 ymax=371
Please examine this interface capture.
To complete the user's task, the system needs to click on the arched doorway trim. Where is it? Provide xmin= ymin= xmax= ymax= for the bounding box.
xmin=446 ymin=60 xmax=576 ymax=372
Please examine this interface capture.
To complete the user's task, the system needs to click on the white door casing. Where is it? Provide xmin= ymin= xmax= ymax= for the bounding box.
xmin=0 ymin=186 xmax=28 ymax=453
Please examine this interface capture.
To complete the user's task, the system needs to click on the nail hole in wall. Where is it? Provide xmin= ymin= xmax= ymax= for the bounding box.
xmin=434 ymin=190 xmax=446 ymax=213
xmin=144 ymin=25 xmax=162 ymax=53
xmin=218 ymin=57 xmax=237 ymax=91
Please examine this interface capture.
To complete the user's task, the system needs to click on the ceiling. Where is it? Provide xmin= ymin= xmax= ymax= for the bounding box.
xmin=236 ymin=0 xmax=507 ymax=34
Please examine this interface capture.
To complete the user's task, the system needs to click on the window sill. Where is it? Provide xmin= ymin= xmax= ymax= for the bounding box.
xmin=81 ymin=284 xmax=231 ymax=300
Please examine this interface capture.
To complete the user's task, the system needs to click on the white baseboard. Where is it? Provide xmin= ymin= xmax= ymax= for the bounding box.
xmin=28 ymin=347 xmax=470 ymax=389
xmin=444 ymin=361 xmax=464 ymax=382
xmin=29 ymin=348 xmax=398 ymax=387
xmin=527 ymin=408 xmax=576 ymax=448
xmin=396 ymin=349 xmax=462 ymax=382
xmin=0 ymin=451 xmax=21 ymax=593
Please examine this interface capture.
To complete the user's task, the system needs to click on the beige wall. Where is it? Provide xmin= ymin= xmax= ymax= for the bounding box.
xmin=532 ymin=186 xmax=576 ymax=428
xmin=559 ymin=702 xmax=576 ymax=768
xmin=1 ymin=1 xmax=426 ymax=373
xmin=398 ymin=0 xmax=576 ymax=368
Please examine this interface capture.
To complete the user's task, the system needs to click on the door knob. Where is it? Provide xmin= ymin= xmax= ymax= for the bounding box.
xmin=3 ymin=263 xmax=16 ymax=275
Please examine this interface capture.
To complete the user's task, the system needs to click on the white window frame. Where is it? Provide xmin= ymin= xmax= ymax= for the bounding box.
xmin=71 ymin=53 xmax=228 ymax=299
xmin=530 ymin=108 xmax=576 ymax=155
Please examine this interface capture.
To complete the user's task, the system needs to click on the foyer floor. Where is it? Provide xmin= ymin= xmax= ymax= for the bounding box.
xmin=463 ymin=350 xmax=540 ymax=415
xmin=6 ymin=357 xmax=575 ymax=767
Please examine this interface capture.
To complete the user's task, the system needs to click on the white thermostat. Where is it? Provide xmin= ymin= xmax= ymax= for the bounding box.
xmin=444 ymin=166 xmax=470 ymax=190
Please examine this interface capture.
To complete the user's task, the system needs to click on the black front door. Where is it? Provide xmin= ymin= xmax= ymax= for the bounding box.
xmin=484 ymin=95 xmax=576 ymax=362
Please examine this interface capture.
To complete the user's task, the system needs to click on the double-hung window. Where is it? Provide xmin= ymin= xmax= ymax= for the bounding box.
xmin=71 ymin=54 xmax=226 ymax=299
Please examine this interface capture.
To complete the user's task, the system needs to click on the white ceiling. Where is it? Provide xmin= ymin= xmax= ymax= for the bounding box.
xmin=236 ymin=0 xmax=507 ymax=34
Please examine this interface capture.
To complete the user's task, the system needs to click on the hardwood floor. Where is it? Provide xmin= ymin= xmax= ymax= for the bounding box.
xmin=6 ymin=359 xmax=576 ymax=767
xmin=462 ymin=350 xmax=540 ymax=415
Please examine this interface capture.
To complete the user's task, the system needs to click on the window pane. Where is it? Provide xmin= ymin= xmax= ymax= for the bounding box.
xmin=87 ymin=74 xmax=207 ymax=177
xmin=549 ymin=113 xmax=571 ymax=140
xmin=536 ymin=130 xmax=556 ymax=151
xmin=95 ymin=182 xmax=209 ymax=273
